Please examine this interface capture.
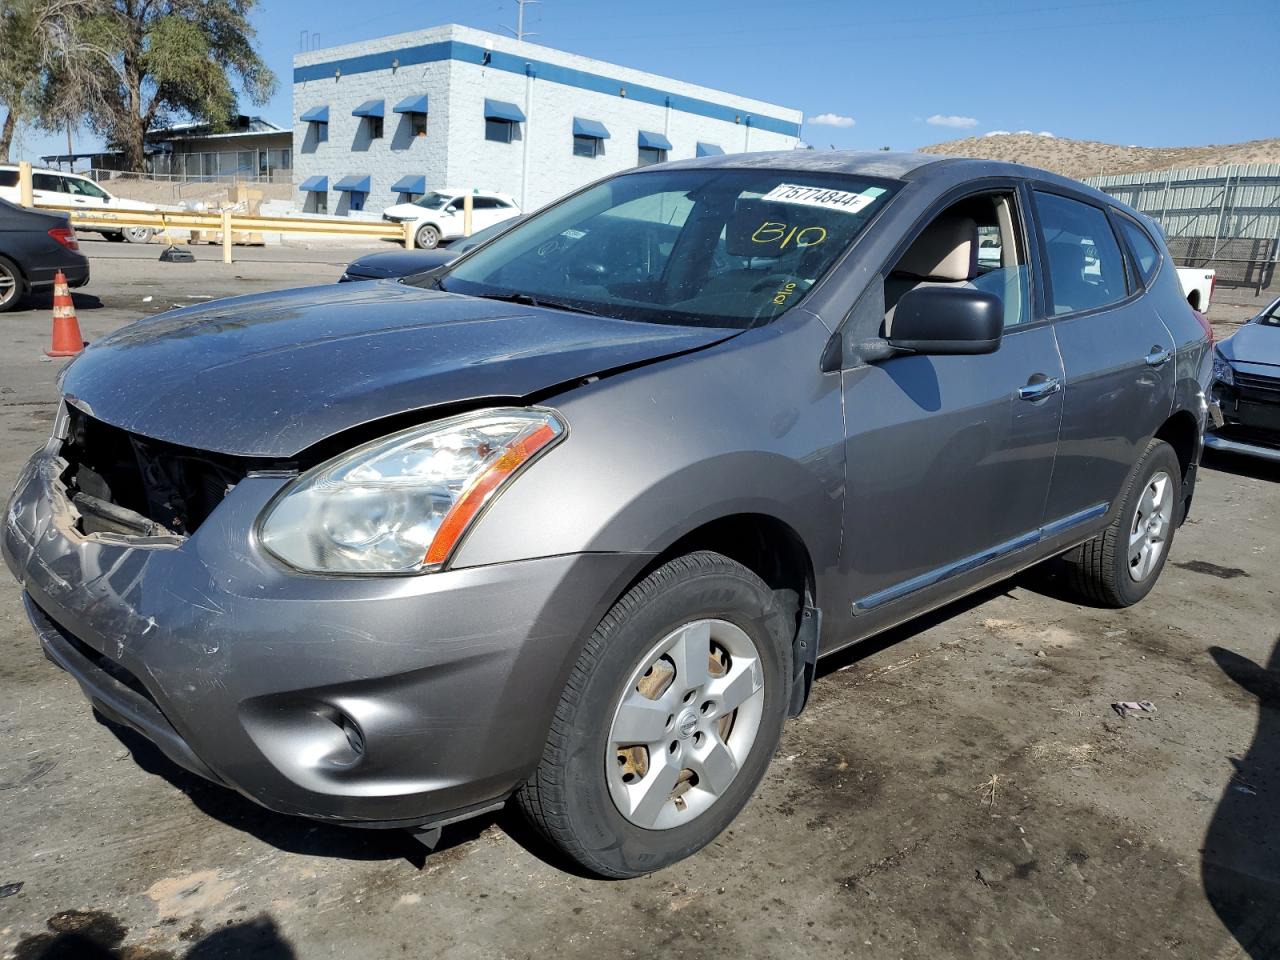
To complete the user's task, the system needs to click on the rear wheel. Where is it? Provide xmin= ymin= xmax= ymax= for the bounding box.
xmin=121 ymin=226 xmax=153 ymax=243
xmin=1060 ymin=438 xmax=1181 ymax=607
xmin=415 ymin=224 xmax=440 ymax=249
xmin=517 ymin=551 xmax=793 ymax=877
xmin=0 ymin=255 xmax=24 ymax=313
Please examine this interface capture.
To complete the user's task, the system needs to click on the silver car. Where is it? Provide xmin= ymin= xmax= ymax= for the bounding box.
xmin=1206 ymin=295 xmax=1280 ymax=462
xmin=3 ymin=152 xmax=1211 ymax=877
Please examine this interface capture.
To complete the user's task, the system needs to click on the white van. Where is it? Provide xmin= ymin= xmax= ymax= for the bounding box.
xmin=0 ymin=166 xmax=161 ymax=243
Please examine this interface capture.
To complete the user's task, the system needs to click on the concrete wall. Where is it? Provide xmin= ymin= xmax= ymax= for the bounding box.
xmin=292 ymin=23 xmax=801 ymax=216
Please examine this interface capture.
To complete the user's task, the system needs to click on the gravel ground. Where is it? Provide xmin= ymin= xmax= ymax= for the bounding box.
xmin=0 ymin=243 xmax=1276 ymax=960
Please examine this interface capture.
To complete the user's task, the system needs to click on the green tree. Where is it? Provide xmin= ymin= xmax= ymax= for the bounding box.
xmin=52 ymin=0 xmax=277 ymax=171
xmin=0 ymin=0 xmax=42 ymax=161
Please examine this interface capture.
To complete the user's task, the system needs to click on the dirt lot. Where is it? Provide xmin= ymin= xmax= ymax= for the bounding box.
xmin=0 ymin=243 xmax=1277 ymax=959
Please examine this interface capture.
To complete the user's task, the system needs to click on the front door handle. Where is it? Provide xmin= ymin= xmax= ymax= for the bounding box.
xmin=1019 ymin=374 xmax=1062 ymax=401
xmin=1145 ymin=346 xmax=1172 ymax=368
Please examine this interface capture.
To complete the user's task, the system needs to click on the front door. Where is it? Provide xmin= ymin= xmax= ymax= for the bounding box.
xmin=840 ymin=188 xmax=1064 ymax=628
xmin=1030 ymin=188 xmax=1175 ymax=523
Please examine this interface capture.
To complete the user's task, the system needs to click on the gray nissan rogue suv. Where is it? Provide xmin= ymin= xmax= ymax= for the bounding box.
xmin=2 ymin=152 xmax=1212 ymax=877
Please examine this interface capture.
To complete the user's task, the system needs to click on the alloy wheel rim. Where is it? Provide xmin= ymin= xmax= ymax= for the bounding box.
xmin=0 ymin=269 xmax=14 ymax=304
xmin=1128 ymin=470 xmax=1173 ymax=582
xmin=605 ymin=618 xmax=765 ymax=831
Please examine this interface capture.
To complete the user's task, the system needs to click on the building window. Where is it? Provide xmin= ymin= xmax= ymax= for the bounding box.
xmin=307 ymin=192 xmax=327 ymax=215
xmin=349 ymin=193 xmax=365 ymax=212
xmin=573 ymin=135 xmax=600 ymax=158
xmin=316 ymin=123 xmax=328 ymax=143
xmin=637 ymin=146 xmax=666 ymax=166
xmin=368 ymin=116 xmax=383 ymax=140
xmin=411 ymin=114 xmax=428 ymax=137
xmin=486 ymin=118 xmax=514 ymax=143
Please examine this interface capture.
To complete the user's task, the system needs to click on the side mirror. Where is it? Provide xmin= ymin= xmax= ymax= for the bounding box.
xmin=888 ymin=286 xmax=1004 ymax=355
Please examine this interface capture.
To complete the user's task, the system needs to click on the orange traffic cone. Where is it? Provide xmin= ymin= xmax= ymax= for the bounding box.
xmin=45 ymin=270 xmax=84 ymax=357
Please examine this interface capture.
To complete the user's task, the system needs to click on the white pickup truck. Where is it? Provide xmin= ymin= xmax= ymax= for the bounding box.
xmin=1177 ymin=266 xmax=1216 ymax=312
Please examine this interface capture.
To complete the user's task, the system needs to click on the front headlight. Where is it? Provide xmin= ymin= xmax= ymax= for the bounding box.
xmin=1212 ymin=351 xmax=1234 ymax=387
xmin=258 ymin=408 xmax=564 ymax=574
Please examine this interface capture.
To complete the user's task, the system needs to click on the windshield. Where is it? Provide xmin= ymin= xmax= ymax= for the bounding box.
xmin=1260 ymin=301 xmax=1280 ymax=328
xmin=414 ymin=192 xmax=455 ymax=210
xmin=432 ymin=168 xmax=898 ymax=329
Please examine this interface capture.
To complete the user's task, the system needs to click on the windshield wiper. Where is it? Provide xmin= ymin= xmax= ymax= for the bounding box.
xmin=472 ymin=291 xmax=607 ymax=317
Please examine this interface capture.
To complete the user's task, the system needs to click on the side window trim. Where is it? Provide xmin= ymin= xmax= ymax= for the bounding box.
xmin=1028 ymin=184 xmax=1143 ymax=321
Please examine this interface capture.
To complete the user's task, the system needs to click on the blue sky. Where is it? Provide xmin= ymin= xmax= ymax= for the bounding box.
xmin=14 ymin=0 xmax=1279 ymax=165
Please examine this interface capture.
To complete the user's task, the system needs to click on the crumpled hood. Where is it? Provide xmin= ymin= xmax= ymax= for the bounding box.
xmin=1217 ymin=321 xmax=1280 ymax=369
xmin=60 ymin=281 xmax=736 ymax=457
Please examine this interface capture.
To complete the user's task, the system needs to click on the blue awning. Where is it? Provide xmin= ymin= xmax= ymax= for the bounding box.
xmin=299 ymin=106 xmax=329 ymax=124
xmin=299 ymin=175 xmax=328 ymax=192
xmin=572 ymin=117 xmax=610 ymax=140
xmin=352 ymin=99 xmax=384 ymax=118
xmin=484 ymin=98 xmax=526 ymax=123
xmin=638 ymin=130 xmax=673 ymax=151
xmin=393 ymin=94 xmax=429 ymax=115
xmin=391 ymin=175 xmax=426 ymax=194
xmin=333 ymin=175 xmax=370 ymax=193
xmin=696 ymin=141 xmax=724 ymax=157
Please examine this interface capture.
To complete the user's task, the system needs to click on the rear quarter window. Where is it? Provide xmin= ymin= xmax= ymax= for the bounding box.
xmin=1116 ymin=216 xmax=1161 ymax=285
xmin=0 ymin=170 xmax=17 ymax=187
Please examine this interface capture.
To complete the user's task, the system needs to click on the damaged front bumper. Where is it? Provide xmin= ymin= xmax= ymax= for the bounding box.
xmin=3 ymin=442 xmax=642 ymax=829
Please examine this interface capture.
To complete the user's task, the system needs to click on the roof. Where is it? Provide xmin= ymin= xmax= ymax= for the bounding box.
xmin=657 ymin=149 xmax=1125 ymax=195
xmin=657 ymin=150 xmax=943 ymax=178
xmin=145 ymin=115 xmax=287 ymax=141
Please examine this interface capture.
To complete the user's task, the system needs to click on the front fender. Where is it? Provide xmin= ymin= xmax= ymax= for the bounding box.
xmin=451 ymin=313 xmax=846 ymax=599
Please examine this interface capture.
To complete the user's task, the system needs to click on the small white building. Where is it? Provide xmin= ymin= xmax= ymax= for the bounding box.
xmin=291 ymin=24 xmax=802 ymax=216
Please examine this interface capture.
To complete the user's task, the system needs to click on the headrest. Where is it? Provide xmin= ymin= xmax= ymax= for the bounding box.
xmin=895 ymin=215 xmax=977 ymax=281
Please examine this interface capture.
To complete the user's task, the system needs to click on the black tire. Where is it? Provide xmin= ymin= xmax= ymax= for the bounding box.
xmin=0 ymin=255 xmax=25 ymax=313
xmin=104 ymin=232 xmax=126 ymax=242
xmin=1060 ymin=438 xmax=1182 ymax=608
xmin=415 ymin=224 xmax=440 ymax=249
xmin=517 ymin=551 xmax=794 ymax=878
xmin=121 ymin=226 xmax=154 ymax=244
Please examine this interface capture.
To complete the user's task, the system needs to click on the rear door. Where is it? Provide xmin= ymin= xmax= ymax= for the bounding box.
xmin=1032 ymin=188 xmax=1175 ymax=524
xmin=31 ymin=173 xmax=65 ymax=207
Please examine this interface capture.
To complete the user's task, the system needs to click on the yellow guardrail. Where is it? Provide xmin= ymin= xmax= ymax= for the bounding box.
xmin=31 ymin=201 xmax=414 ymax=262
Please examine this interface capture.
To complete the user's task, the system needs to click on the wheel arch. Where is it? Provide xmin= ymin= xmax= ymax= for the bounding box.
xmin=1154 ymin=407 xmax=1200 ymax=522
xmin=632 ymin=512 xmax=817 ymax=611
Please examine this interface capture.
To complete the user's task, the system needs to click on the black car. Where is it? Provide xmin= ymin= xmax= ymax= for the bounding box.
xmin=0 ymin=198 xmax=90 ymax=312
xmin=1207 ymin=295 xmax=1280 ymax=462
xmin=339 ymin=219 xmax=516 ymax=282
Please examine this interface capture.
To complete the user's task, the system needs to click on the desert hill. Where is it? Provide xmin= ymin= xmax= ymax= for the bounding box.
xmin=918 ymin=133 xmax=1280 ymax=180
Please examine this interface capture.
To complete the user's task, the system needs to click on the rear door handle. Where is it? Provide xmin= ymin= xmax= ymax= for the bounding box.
xmin=1019 ymin=375 xmax=1062 ymax=401
xmin=1145 ymin=346 xmax=1172 ymax=367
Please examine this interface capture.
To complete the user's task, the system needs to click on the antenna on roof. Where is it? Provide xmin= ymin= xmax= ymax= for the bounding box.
xmin=498 ymin=0 xmax=540 ymax=42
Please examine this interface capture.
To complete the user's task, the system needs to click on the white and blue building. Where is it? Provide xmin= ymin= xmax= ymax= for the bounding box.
xmin=292 ymin=24 xmax=802 ymax=216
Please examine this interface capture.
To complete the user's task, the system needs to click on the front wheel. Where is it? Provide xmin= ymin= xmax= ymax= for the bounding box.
xmin=1060 ymin=438 xmax=1182 ymax=607
xmin=415 ymin=224 xmax=440 ymax=249
xmin=517 ymin=551 xmax=794 ymax=878
xmin=121 ymin=226 xmax=153 ymax=244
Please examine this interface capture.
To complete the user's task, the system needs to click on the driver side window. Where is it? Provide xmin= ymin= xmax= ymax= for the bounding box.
xmin=884 ymin=191 xmax=1030 ymax=333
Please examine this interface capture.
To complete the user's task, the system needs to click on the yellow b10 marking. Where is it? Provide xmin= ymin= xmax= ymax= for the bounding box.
xmin=751 ymin=221 xmax=828 ymax=250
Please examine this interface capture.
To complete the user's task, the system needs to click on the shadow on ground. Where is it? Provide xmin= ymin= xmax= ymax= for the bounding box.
xmin=1203 ymin=635 xmax=1280 ymax=958
xmin=14 ymin=910 xmax=294 ymax=959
